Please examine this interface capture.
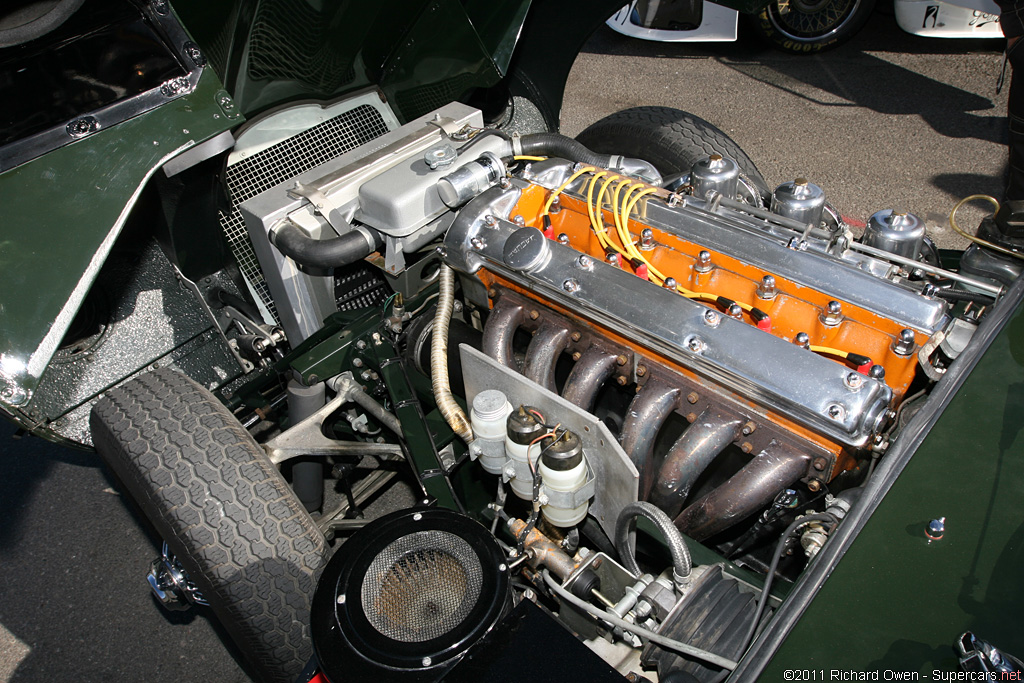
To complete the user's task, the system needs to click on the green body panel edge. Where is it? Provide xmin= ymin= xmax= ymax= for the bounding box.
xmin=762 ymin=302 xmax=1024 ymax=674
xmin=0 ymin=68 xmax=238 ymax=408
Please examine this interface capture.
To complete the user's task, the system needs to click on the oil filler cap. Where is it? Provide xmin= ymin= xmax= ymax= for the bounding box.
xmin=503 ymin=227 xmax=551 ymax=272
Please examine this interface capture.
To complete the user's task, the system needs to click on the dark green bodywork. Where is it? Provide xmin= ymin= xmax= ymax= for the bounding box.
xmin=0 ymin=68 xmax=236 ymax=403
xmin=757 ymin=295 xmax=1024 ymax=674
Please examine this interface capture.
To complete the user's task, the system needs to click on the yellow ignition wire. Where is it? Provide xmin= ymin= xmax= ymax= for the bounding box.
xmin=595 ymin=175 xmax=629 ymax=256
xmin=949 ymin=194 xmax=1024 ymax=261
xmin=513 ymin=155 xmax=547 ymax=162
xmin=543 ymin=166 xmax=596 ymax=217
xmin=809 ymin=344 xmax=873 ymax=369
xmin=586 ymin=171 xmax=612 ymax=250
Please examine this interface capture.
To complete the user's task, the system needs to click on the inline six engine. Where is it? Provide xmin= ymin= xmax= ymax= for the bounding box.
xmin=231 ymin=100 xmax=1000 ymax=681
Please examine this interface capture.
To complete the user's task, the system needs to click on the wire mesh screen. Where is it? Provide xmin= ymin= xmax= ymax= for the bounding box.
xmin=361 ymin=531 xmax=483 ymax=644
xmin=218 ymin=104 xmax=390 ymax=323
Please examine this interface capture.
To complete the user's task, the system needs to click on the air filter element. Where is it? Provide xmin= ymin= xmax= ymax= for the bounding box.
xmin=311 ymin=508 xmax=510 ymax=681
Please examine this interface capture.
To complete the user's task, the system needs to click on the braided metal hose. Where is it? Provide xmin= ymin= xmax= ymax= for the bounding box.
xmin=431 ymin=264 xmax=473 ymax=442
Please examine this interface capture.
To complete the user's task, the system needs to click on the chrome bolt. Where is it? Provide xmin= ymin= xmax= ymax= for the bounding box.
xmin=183 ymin=42 xmax=206 ymax=67
xmin=687 ymin=336 xmax=707 ymax=354
xmin=757 ymin=274 xmax=777 ymax=300
xmin=337 ymin=594 xmax=346 ymax=604
xmin=728 ymin=303 xmax=743 ymax=319
xmin=821 ymin=300 xmax=843 ymax=327
xmin=577 ymin=254 xmax=594 ymax=269
xmin=639 ymin=228 xmax=655 ymax=251
xmin=470 ymin=236 xmax=486 ymax=250
xmin=826 ymin=404 xmax=846 ymax=421
xmin=484 ymin=215 xmax=498 ymax=228
xmin=562 ymin=278 xmax=580 ymax=293
xmin=794 ymin=332 xmax=810 ymax=349
xmin=844 ymin=372 xmax=864 ymax=390
xmin=557 ymin=233 xmax=570 ymax=245
xmin=926 ymin=517 xmax=946 ymax=541
xmin=695 ymin=250 xmax=713 ymax=274
xmin=413 ymin=512 xmax=423 ymax=521
xmin=893 ymin=329 xmax=916 ymax=356
xmin=352 ymin=358 xmax=363 ymax=368
xmin=869 ymin=364 xmax=886 ymax=380
xmin=66 ymin=116 xmax=99 ymax=138
xmin=513 ymin=215 xmax=526 ymax=226
xmin=663 ymin=277 xmax=678 ymax=290
xmin=606 ymin=252 xmax=620 ymax=266
xmin=703 ymin=309 xmax=721 ymax=327
xmin=422 ymin=657 xmax=432 ymax=667
xmin=499 ymin=177 xmax=512 ymax=189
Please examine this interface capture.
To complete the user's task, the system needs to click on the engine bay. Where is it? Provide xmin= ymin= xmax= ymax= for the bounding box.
xmin=192 ymin=98 xmax=1014 ymax=681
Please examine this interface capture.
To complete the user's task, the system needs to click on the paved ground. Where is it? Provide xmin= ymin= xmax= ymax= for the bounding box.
xmin=563 ymin=12 xmax=1007 ymax=246
xmin=0 ymin=10 xmax=1009 ymax=683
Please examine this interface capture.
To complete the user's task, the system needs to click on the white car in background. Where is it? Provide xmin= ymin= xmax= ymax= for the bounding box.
xmin=608 ymin=0 xmax=1002 ymax=53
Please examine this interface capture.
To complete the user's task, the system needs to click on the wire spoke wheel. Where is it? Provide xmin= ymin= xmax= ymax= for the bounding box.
xmin=751 ymin=0 xmax=875 ymax=53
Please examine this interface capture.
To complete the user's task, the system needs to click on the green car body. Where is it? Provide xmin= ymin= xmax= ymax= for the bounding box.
xmin=1 ymin=1 xmax=1021 ymax=681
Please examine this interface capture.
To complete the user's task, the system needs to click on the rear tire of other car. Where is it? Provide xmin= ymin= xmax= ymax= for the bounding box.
xmin=575 ymin=106 xmax=770 ymax=199
xmin=749 ymin=0 xmax=876 ymax=54
xmin=90 ymin=368 xmax=328 ymax=683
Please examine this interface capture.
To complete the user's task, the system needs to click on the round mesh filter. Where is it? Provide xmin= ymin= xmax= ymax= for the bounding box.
xmin=361 ymin=530 xmax=483 ymax=643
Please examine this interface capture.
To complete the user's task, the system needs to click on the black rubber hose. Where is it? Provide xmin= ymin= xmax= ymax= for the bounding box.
xmin=934 ymin=288 xmax=996 ymax=305
xmin=519 ymin=133 xmax=615 ymax=168
xmin=615 ymin=501 xmax=692 ymax=589
xmin=270 ymin=222 xmax=381 ymax=270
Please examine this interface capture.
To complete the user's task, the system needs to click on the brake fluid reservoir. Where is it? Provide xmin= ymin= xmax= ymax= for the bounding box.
xmin=470 ymin=390 xmax=512 ymax=475
xmin=691 ymin=154 xmax=739 ymax=200
xmin=772 ymin=178 xmax=826 ymax=228
xmin=505 ymin=406 xmax=545 ymax=500
xmin=539 ymin=430 xmax=589 ymax=527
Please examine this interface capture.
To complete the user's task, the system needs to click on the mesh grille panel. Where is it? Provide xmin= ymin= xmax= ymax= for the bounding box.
xmin=361 ymin=531 xmax=483 ymax=644
xmin=219 ymin=104 xmax=390 ymax=323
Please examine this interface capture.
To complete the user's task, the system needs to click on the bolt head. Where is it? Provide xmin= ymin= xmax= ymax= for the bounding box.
xmin=562 ymin=278 xmax=580 ymax=293
xmin=557 ymin=233 xmax=570 ymax=244
xmin=687 ymin=392 xmax=699 ymax=404
xmin=529 ymin=310 xmax=540 ymax=320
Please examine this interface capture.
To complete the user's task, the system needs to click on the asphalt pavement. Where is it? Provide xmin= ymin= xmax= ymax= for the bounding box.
xmin=0 ymin=10 xmax=1008 ymax=683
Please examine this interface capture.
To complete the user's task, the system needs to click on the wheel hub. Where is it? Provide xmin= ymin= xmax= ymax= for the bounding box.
xmin=147 ymin=542 xmax=207 ymax=612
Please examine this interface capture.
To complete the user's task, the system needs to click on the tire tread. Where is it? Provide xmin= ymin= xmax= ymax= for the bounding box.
xmin=90 ymin=368 xmax=327 ymax=683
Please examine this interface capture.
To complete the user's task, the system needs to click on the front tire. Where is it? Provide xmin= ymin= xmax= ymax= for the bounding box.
xmin=575 ymin=106 xmax=770 ymax=199
xmin=90 ymin=368 xmax=328 ymax=683
xmin=750 ymin=0 xmax=876 ymax=54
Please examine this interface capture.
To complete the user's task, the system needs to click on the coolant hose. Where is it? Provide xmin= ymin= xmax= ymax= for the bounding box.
xmin=615 ymin=501 xmax=692 ymax=590
xmin=517 ymin=133 xmax=661 ymax=185
xmin=270 ymin=221 xmax=381 ymax=270
xmin=431 ymin=265 xmax=472 ymax=442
